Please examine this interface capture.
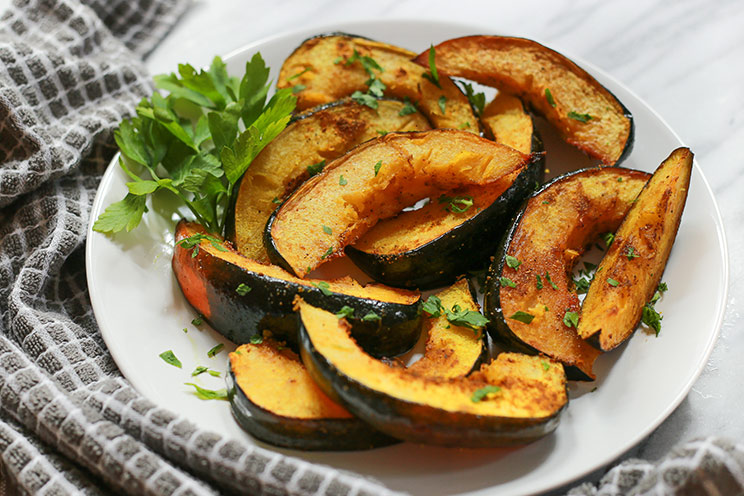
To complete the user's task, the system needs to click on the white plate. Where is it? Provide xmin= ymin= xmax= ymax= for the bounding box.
xmin=86 ymin=20 xmax=728 ymax=496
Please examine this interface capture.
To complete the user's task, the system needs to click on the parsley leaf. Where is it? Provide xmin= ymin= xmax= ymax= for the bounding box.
xmin=438 ymin=95 xmax=447 ymax=115
xmin=567 ymin=111 xmax=592 ymax=122
xmin=322 ymin=225 xmax=332 ymax=235
xmin=191 ymin=315 xmax=203 ymax=326
xmin=625 ymin=246 xmax=639 ymax=260
xmin=641 ymin=303 xmax=663 ymax=336
xmin=335 ymin=306 xmax=355 ymax=319
xmin=362 ymin=311 xmax=381 ymax=322
xmin=235 ymin=283 xmax=251 ymax=296
xmin=563 ymin=311 xmax=579 ymax=328
xmin=312 ymin=281 xmax=333 ymax=296
xmin=545 ymin=88 xmax=556 ymax=107
xmin=184 ymin=383 xmax=229 ymax=401
xmin=544 ymin=272 xmax=559 ymax=290
xmin=500 ymin=276 xmax=516 ymax=288
xmin=352 ymin=90 xmax=378 ymax=109
xmin=374 ymin=160 xmax=383 ymax=176
xmin=602 ymin=232 xmax=615 ymax=248
xmin=159 ymin=350 xmax=182 ymax=368
xmin=422 ymin=45 xmax=441 ymax=88
xmin=573 ymin=276 xmax=591 ymax=294
xmin=306 ymin=159 xmax=326 ymax=176
xmin=607 ymin=277 xmax=620 ymax=287
xmin=443 ymin=304 xmax=489 ymax=331
xmin=92 ymin=193 xmax=147 ymax=233
xmin=421 ymin=295 xmax=443 ymax=318
xmin=321 ymin=247 xmax=334 ymax=259
xmin=460 ymin=82 xmax=485 ymax=115
xmin=509 ymin=311 xmax=534 ymax=324
xmin=505 ymin=255 xmax=522 ymax=270
xmin=249 ymin=334 xmax=263 ymax=344
xmin=536 ymin=274 xmax=544 ymax=290
xmin=471 ymin=385 xmax=501 ymax=403
xmin=339 ymin=175 xmax=347 ymax=186
xmin=542 ymin=361 xmax=551 ymax=371
xmin=438 ymin=194 xmax=473 ymax=213
xmin=207 ymin=343 xmax=224 ymax=357
xmin=399 ymin=98 xmax=417 ymax=116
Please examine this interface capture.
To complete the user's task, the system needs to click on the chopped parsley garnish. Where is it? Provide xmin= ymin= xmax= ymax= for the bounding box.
xmin=249 ymin=334 xmax=263 ymax=344
xmin=332 ymin=56 xmax=343 ymax=64
xmin=567 ymin=111 xmax=592 ymax=122
xmin=207 ymin=343 xmax=224 ymax=358
xmin=422 ymin=45 xmax=441 ymax=88
xmin=460 ymin=82 xmax=485 ymax=115
xmin=184 ymin=383 xmax=229 ymax=401
xmin=345 ymin=49 xmax=385 ymax=109
xmin=625 ymin=246 xmax=639 ymax=260
xmin=509 ymin=311 xmax=534 ymax=324
xmin=573 ymin=276 xmax=591 ymax=294
xmin=182 ymin=327 xmax=188 ymax=334
xmin=421 ymin=295 xmax=443 ymax=318
xmin=544 ymin=272 xmax=558 ymax=290
xmin=235 ymin=283 xmax=251 ymax=296
xmin=563 ymin=311 xmax=579 ymax=328
xmin=438 ymin=194 xmax=473 ymax=213
xmin=159 ymin=350 xmax=182 ymax=368
xmin=545 ymin=88 xmax=556 ymax=107
xmin=641 ymin=303 xmax=663 ymax=336
xmin=541 ymin=361 xmax=550 ymax=371
xmin=312 ymin=281 xmax=333 ymax=296
xmin=345 ymin=49 xmax=384 ymax=76
xmin=438 ymin=95 xmax=447 ymax=115
xmin=374 ymin=160 xmax=383 ymax=176
xmin=617 ymin=177 xmax=624 ymax=182
xmin=471 ymin=385 xmax=501 ymax=403
xmin=351 ymin=90 xmax=379 ymax=109
xmin=176 ymin=234 xmax=228 ymax=258
xmin=536 ymin=274 xmax=544 ymax=289
xmin=93 ymin=54 xmax=295 ymax=236
xmin=500 ymin=276 xmax=516 ymax=288
xmin=505 ymin=255 xmax=522 ymax=270
xmin=584 ymin=262 xmax=597 ymax=273
xmin=377 ymin=130 xmax=389 ymax=136
xmin=191 ymin=315 xmax=203 ymax=326
xmin=287 ymin=67 xmax=311 ymax=81
xmin=602 ymin=232 xmax=615 ymax=248
xmin=322 ymin=225 xmax=332 ymax=235
xmin=335 ymin=306 xmax=355 ymax=319
xmin=362 ymin=311 xmax=381 ymax=322
xmin=607 ymin=277 xmax=620 ymax=287
xmin=367 ymin=78 xmax=386 ymax=98
xmin=306 ymin=159 xmax=326 ymax=176
xmin=191 ymin=366 xmax=220 ymax=377
xmin=459 ymin=121 xmax=471 ymax=129
xmin=321 ymin=247 xmax=334 ymax=259
xmin=399 ymin=98 xmax=417 ymax=116
xmin=658 ymin=282 xmax=668 ymax=293
xmin=292 ymin=84 xmax=305 ymax=94
xmin=542 ymin=200 xmax=550 ymax=205
xmin=272 ymin=197 xmax=282 ymax=204
xmin=421 ymin=296 xmax=488 ymax=331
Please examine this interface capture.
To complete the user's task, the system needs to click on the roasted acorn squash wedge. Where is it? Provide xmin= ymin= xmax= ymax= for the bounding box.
xmin=226 ymin=98 xmax=431 ymax=262
xmin=483 ymin=168 xmax=651 ymax=380
xmin=345 ymin=98 xmax=545 ymax=290
xmin=228 ymin=337 xmax=396 ymax=450
xmin=173 ymin=220 xmax=421 ymax=357
xmin=265 ymin=129 xmax=534 ymax=278
xmin=277 ymin=33 xmax=477 ymax=132
xmin=346 ymin=155 xmax=543 ymax=289
xmin=578 ymin=148 xmax=693 ymax=350
xmin=414 ymin=36 xmax=634 ymax=165
xmin=297 ymin=300 xmax=567 ymax=447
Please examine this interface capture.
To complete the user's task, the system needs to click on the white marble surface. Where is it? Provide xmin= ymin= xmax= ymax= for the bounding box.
xmin=147 ymin=0 xmax=744 ymax=493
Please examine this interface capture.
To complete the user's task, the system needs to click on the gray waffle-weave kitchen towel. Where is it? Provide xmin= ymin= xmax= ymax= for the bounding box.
xmin=0 ymin=0 xmax=403 ymax=494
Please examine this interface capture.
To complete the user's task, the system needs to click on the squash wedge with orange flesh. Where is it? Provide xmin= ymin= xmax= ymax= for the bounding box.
xmin=483 ymin=167 xmax=651 ymax=380
xmin=172 ymin=220 xmax=421 ymax=357
xmin=297 ymin=300 xmax=567 ymax=447
xmin=414 ymin=36 xmax=633 ymax=165
xmin=277 ymin=33 xmax=477 ymax=132
xmin=226 ymin=98 xmax=431 ymax=262
xmin=578 ymin=148 xmax=693 ymax=350
xmin=228 ymin=279 xmax=485 ymax=450
xmin=265 ymin=129 xmax=535 ymax=278
xmin=345 ymin=98 xmax=544 ymax=289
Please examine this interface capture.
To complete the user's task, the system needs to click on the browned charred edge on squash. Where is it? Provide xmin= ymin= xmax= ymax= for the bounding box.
xmin=297 ymin=303 xmax=567 ymax=447
xmin=483 ymin=167 xmax=651 ymax=380
xmin=414 ymin=35 xmax=634 ymax=166
xmin=172 ymin=221 xmax=422 ymax=357
xmin=345 ymin=153 xmax=544 ymax=289
xmin=228 ymin=342 xmax=396 ymax=451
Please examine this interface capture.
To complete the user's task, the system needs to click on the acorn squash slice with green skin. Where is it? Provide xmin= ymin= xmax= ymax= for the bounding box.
xmin=226 ymin=98 xmax=431 ymax=262
xmin=227 ymin=279 xmax=484 ymax=450
xmin=297 ymin=300 xmax=568 ymax=447
xmin=227 ymin=337 xmax=397 ymax=451
xmin=578 ymin=148 xmax=693 ymax=350
xmin=483 ymin=167 xmax=651 ymax=380
xmin=345 ymin=98 xmax=545 ymax=290
xmin=277 ymin=33 xmax=477 ymax=132
xmin=172 ymin=220 xmax=421 ymax=357
xmin=413 ymin=35 xmax=634 ymax=165
xmin=265 ymin=129 xmax=535 ymax=278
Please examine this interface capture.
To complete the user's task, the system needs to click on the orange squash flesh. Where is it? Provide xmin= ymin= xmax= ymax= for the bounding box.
xmin=489 ymin=168 xmax=651 ymax=379
xmin=298 ymin=301 xmax=567 ymax=447
xmin=267 ymin=130 xmax=532 ymax=277
xmin=578 ymin=148 xmax=693 ymax=349
xmin=480 ymin=93 xmax=534 ymax=154
xmin=229 ymin=99 xmax=431 ymax=262
xmin=414 ymin=36 xmax=633 ymax=165
xmin=408 ymin=278 xmax=486 ymax=378
xmin=277 ymin=34 xmax=477 ymax=132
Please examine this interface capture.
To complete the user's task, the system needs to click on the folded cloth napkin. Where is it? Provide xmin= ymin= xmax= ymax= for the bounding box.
xmin=1 ymin=1 xmax=742 ymax=496
xmin=0 ymin=0 xmax=402 ymax=494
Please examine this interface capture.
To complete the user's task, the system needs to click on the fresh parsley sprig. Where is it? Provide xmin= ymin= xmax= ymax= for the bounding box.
xmin=93 ymin=54 xmax=296 ymax=235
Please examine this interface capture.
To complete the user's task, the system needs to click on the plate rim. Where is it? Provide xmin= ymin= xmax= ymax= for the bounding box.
xmin=86 ymin=18 xmax=730 ymax=495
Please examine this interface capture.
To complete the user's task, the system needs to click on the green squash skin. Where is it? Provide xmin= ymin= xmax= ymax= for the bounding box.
xmin=297 ymin=313 xmax=565 ymax=448
xmin=226 ymin=368 xmax=397 ymax=451
xmin=174 ymin=222 xmax=422 ymax=358
xmin=344 ymin=152 xmax=545 ymax=290
xmin=483 ymin=167 xmax=650 ymax=381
